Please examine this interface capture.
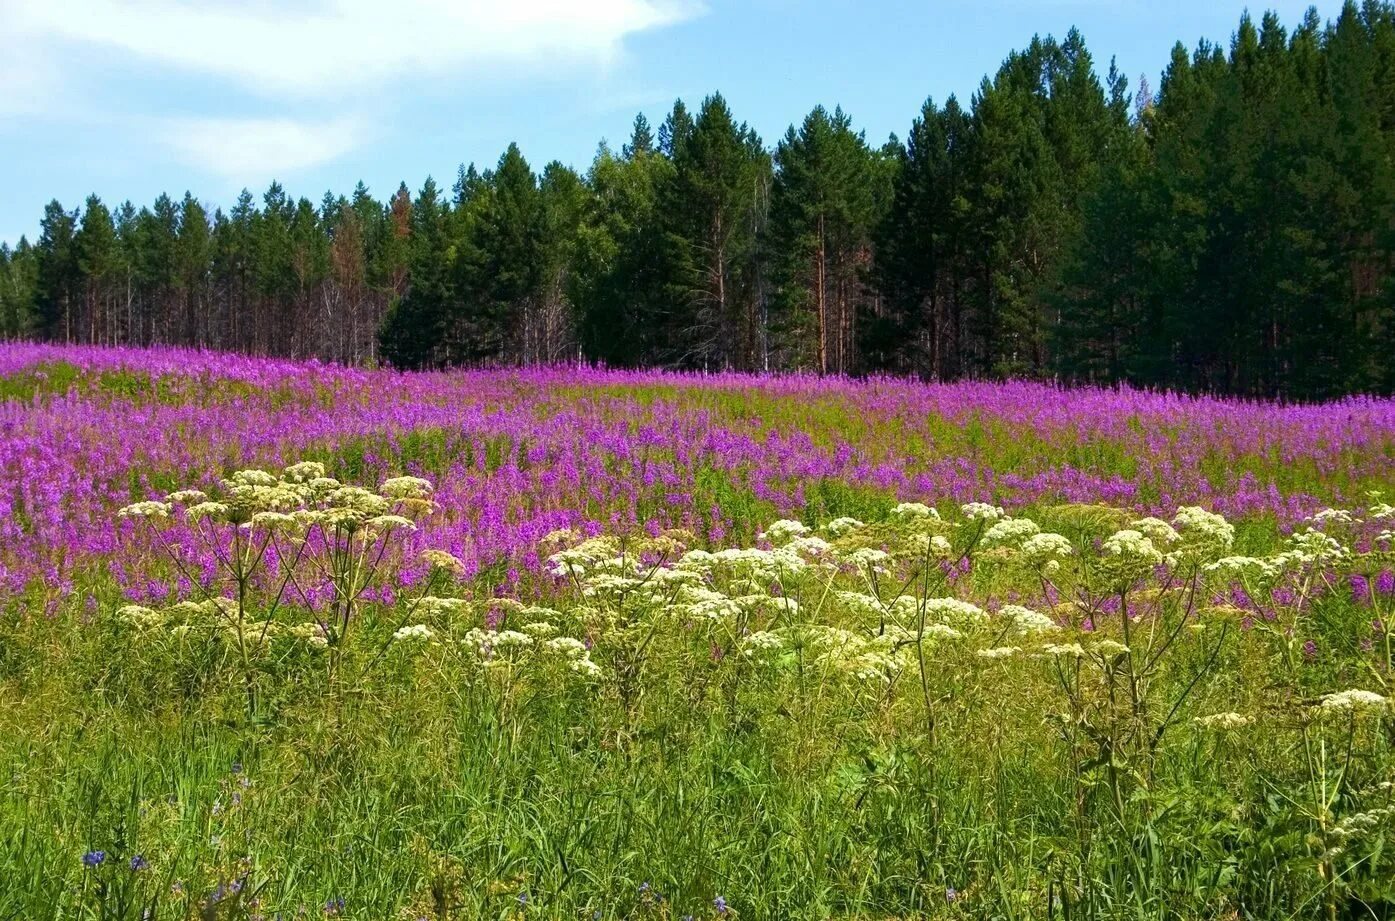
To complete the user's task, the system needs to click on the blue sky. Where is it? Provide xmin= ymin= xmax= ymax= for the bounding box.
xmin=1 ymin=0 xmax=1338 ymax=247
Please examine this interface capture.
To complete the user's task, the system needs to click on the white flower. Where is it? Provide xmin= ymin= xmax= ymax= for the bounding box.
xmin=569 ymin=657 xmax=604 ymax=679
xmin=976 ymin=646 xmax=1021 ymax=660
xmin=845 ymin=548 xmax=892 ymax=573
xmin=521 ymin=621 xmax=560 ymax=639
xmin=366 ymin=514 xmax=417 ymax=533
xmin=1020 ymin=533 xmax=1073 ymax=565
xmin=1206 ymin=556 xmax=1282 ymax=582
xmin=891 ymin=502 xmax=940 ymax=521
xmin=287 ymin=622 xmax=329 ymax=649
xmin=117 ymin=605 xmax=165 ymax=629
xmin=380 ymin=475 xmax=434 ymax=500
xmin=249 ymin=511 xmax=299 ymax=531
xmin=185 ymin=501 xmax=231 ymax=524
xmin=923 ymin=597 xmax=989 ymax=625
xmin=492 ymin=630 xmax=534 ymax=650
xmin=282 ymin=461 xmax=327 ymax=483
xmin=1319 ymin=689 xmax=1388 ymax=715
xmin=982 ymin=518 xmax=1041 ymax=547
xmin=226 ymin=469 xmax=278 ymax=488
xmin=392 ymin=623 xmax=435 ymax=643
xmin=1130 ymin=517 xmax=1180 ymax=545
xmin=1309 ymin=508 xmax=1358 ymax=526
xmin=1091 ymin=640 xmax=1130 ymax=657
xmin=824 ymin=517 xmax=865 ymax=537
xmin=1042 ymin=643 xmax=1086 ymax=659
xmin=417 ymin=597 xmax=470 ymax=619
xmin=1172 ymin=506 xmax=1236 ymax=552
xmin=543 ymin=636 xmax=589 ymax=658
xmin=1001 ymin=604 xmax=1058 ymax=634
xmin=835 ymin=591 xmax=885 ymax=620
xmin=1103 ymin=530 xmax=1164 ymax=566
xmin=1282 ymin=529 xmax=1348 ymax=566
xmin=786 ymin=535 xmax=834 ymax=558
xmin=960 ymin=502 xmax=1006 ymax=523
xmin=421 ymin=549 xmax=467 ymax=578
xmin=1194 ymin=712 xmax=1253 ymax=730
xmin=1369 ymin=503 xmax=1395 ymax=521
xmin=760 ymin=519 xmax=811 ymax=545
xmin=119 ymin=500 xmax=172 ymax=520
xmin=742 ymin=631 xmax=786 ymax=656
xmin=167 ymin=489 xmax=208 ymax=504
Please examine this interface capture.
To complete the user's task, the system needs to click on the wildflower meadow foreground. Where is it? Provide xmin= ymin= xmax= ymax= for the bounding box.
xmin=2 ymin=344 xmax=1395 ymax=920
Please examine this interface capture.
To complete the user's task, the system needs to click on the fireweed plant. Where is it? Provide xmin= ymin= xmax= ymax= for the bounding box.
xmin=0 ymin=344 xmax=1394 ymax=919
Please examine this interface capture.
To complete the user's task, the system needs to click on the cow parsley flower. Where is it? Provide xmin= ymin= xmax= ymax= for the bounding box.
xmin=392 ymin=624 xmax=435 ymax=643
xmin=1319 ymin=689 xmax=1388 ymax=715
xmin=569 ymin=657 xmax=603 ymax=679
xmin=1194 ymin=712 xmax=1253 ymax=730
xmin=1172 ymin=506 xmax=1235 ymax=553
xmin=891 ymin=502 xmax=939 ymax=521
xmin=1130 ymin=517 xmax=1180 ymax=545
xmin=1020 ymin=532 xmax=1073 ymax=566
xmin=543 ymin=637 xmax=589 ymax=658
xmin=1091 ymin=640 xmax=1130 ymax=657
xmin=282 ymin=461 xmax=327 ymax=483
xmin=961 ymin=502 xmax=1006 ymax=523
xmin=760 ymin=519 xmax=811 ymax=545
xmin=1001 ymin=604 xmax=1058 ymax=634
xmin=976 ymin=646 xmax=1021 ymax=660
xmin=983 ymin=517 xmax=1041 ymax=547
xmin=365 ymin=514 xmax=417 ymax=533
xmin=380 ymin=476 xmax=434 ymax=500
xmin=119 ymin=501 xmax=172 ymax=520
xmin=923 ymin=597 xmax=989 ymax=625
xmin=185 ymin=501 xmax=231 ymax=524
xmin=824 ymin=516 xmax=865 ymax=537
xmin=845 ymin=548 xmax=892 ymax=573
xmin=249 ymin=511 xmax=298 ymax=531
xmin=1042 ymin=642 xmax=1086 ymax=659
xmin=421 ymin=550 xmax=467 ymax=578
xmin=1103 ymin=530 xmax=1164 ymax=566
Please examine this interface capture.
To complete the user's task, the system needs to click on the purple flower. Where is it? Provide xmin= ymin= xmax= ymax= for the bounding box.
xmin=81 ymin=850 xmax=106 ymax=868
xmin=946 ymin=886 xmax=958 ymax=902
xmin=129 ymin=854 xmax=149 ymax=872
xmin=714 ymin=895 xmax=728 ymax=915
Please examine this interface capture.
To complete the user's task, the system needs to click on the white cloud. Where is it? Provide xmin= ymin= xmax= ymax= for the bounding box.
xmin=7 ymin=0 xmax=700 ymax=97
xmin=160 ymin=115 xmax=367 ymax=181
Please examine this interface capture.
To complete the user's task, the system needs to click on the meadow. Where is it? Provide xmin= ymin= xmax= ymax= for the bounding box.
xmin=0 ymin=342 xmax=1393 ymax=920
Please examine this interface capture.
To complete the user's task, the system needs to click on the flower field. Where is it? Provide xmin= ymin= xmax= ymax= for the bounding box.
xmin=2 ymin=342 xmax=1394 ymax=919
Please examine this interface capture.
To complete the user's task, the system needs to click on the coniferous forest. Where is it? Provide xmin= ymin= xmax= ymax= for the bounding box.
xmin=3 ymin=3 xmax=1394 ymax=399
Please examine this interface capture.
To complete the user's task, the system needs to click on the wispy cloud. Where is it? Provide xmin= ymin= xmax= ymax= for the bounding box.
xmin=160 ymin=116 xmax=369 ymax=182
xmin=2 ymin=0 xmax=700 ymax=179
xmin=8 ymin=0 xmax=701 ymax=98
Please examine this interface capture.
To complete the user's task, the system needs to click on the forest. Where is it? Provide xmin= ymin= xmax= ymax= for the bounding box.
xmin=2 ymin=2 xmax=1393 ymax=399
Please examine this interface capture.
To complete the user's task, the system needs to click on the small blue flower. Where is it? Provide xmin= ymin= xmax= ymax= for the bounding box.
xmin=129 ymin=854 xmax=150 ymax=872
xmin=82 ymin=850 xmax=106 ymax=868
xmin=518 ymin=891 xmax=529 ymax=908
xmin=946 ymin=886 xmax=958 ymax=903
xmin=714 ymin=895 xmax=728 ymax=915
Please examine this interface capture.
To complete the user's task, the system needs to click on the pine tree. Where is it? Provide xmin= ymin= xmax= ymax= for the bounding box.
xmin=663 ymin=93 xmax=769 ymax=369
xmin=35 ymin=200 xmax=79 ymax=341
xmin=769 ymin=105 xmax=877 ymax=372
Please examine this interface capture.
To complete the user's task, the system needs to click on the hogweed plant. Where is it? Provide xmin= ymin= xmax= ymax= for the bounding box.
xmin=116 ymin=462 xmax=465 ymax=715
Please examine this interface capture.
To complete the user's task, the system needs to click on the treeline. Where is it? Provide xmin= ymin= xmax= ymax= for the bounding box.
xmin=2 ymin=3 xmax=1393 ymax=397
